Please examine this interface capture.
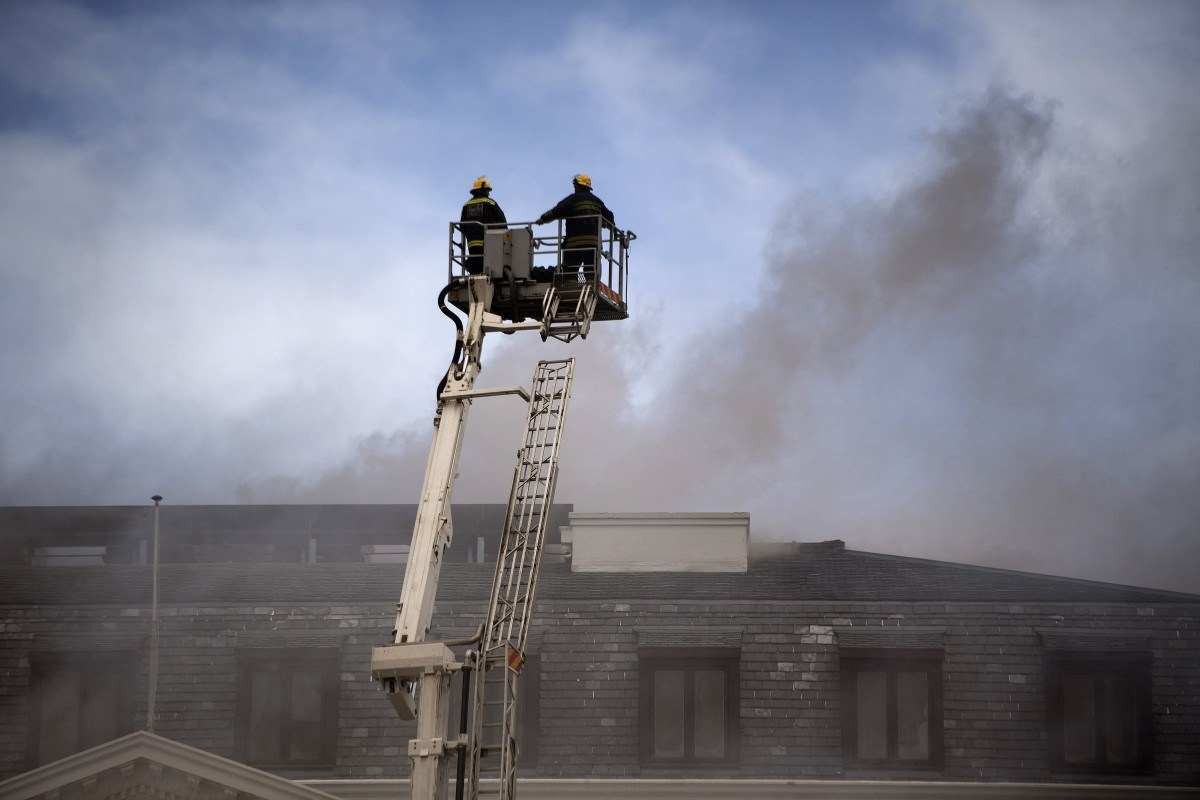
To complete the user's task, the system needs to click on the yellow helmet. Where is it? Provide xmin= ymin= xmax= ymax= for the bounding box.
xmin=471 ymin=175 xmax=492 ymax=191
xmin=572 ymin=173 xmax=592 ymax=189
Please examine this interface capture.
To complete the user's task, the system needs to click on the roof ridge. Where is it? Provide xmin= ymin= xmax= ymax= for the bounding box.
xmin=842 ymin=547 xmax=1200 ymax=602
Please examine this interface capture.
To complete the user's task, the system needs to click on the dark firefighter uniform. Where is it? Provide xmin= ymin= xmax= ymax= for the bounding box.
xmin=459 ymin=177 xmax=507 ymax=274
xmin=534 ymin=174 xmax=614 ymax=277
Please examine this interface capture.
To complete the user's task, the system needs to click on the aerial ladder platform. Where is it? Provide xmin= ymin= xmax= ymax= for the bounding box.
xmin=445 ymin=217 xmax=633 ymax=341
xmin=370 ymin=216 xmax=634 ymax=800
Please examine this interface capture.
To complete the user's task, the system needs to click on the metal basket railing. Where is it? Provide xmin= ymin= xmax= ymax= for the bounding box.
xmin=448 ymin=216 xmax=635 ymax=310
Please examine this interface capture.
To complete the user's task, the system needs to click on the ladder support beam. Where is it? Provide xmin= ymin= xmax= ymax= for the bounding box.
xmin=441 ymin=385 xmax=531 ymax=403
xmin=481 ymin=320 xmax=543 ymax=334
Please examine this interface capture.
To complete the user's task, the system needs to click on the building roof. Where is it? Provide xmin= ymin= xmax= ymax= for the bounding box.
xmin=0 ymin=504 xmax=571 ymax=564
xmin=1 ymin=538 xmax=1195 ymax=605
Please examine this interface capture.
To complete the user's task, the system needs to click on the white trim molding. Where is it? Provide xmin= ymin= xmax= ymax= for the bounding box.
xmin=301 ymin=778 xmax=1200 ymax=800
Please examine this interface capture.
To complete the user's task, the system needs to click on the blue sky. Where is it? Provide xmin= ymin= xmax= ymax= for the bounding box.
xmin=1 ymin=1 xmax=1198 ymax=591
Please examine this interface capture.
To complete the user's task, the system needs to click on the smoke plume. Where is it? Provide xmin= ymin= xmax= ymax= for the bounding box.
xmin=239 ymin=89 xmax=1200 ymax=592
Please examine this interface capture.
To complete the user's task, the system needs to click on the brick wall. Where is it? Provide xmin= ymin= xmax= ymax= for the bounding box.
xmin=2 ymin=596 xmax=1198 ymax=785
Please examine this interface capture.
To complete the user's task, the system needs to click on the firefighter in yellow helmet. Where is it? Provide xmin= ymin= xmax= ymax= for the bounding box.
xmin=459 ymin=176 xmax=507 ymax=275
xmin=533 ymin=173 xmax=614 ymax=281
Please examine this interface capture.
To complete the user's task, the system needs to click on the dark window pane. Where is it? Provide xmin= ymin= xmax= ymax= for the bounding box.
xmin=249 ymin=670 xmax=282 ymax=763
xmin=242 ymin=653 xmax=338 ymax=766
xmin=856 ymin=671 xmax=887 ymax=760
xmin=290 ymin=721 xmax=323 ymax=762
xmin=653 ymin=670 xmax=685 ymax=759
xmin=1062 ymin=674 xmax=1096 ymax=765
xmin=38 ymin=670 xmax=81 ymax=764
xmin=291 ymin=671 xmax=323 ymax=723
xmin=1105 ymin=675 xmax=1138 ymax=766
xmin=896 ymin=671 xmax=929 ymax=760
xmin=288 ymin=671 xmax=324 ymax=761
xmin=80 ymin=672 xmax=120 ymax=748
xmin=34 ymin=657 xmax=134 ymax=766
xmin=693 ymin=669 xmax=726 ymax=759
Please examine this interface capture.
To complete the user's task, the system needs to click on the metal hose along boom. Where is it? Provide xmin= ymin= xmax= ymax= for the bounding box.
xmin=436 ymin=281 xmax=467 ymax=401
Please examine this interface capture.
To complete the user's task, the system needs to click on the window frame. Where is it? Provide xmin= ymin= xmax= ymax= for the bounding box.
xmin=1044 ymin=652 xmax=1152 ymax=775
xmin=236 ymin=647 xmax=340 ymax=769
xmin=638 ymin=647 xmax=740 ymax=768
xmin=27 ymin=650 xmax=136 ymax=768
xmin=840 ymin=648 xmax=944 ymax=770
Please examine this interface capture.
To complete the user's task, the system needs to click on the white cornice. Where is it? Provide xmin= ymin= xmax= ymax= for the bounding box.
xmin=301 ymin=778 xmax=1200 ymax=800
xmin=567 ymin=512 xmax=750 ymax=527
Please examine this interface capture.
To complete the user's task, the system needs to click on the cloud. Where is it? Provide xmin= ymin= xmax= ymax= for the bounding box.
xmin=3 ymin=3 xmax=1197 ymax=595
xmin=0 ymin=3 xmax=453 ymax=503
xmin=494 ymin=10 xmax=784 ymax=334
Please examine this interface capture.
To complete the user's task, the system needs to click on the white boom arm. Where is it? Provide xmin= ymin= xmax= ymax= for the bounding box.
xmin=370 ymin=276 xmax=493 ymax=800
xmin=391 ymin=277 xmax=492 ymax=650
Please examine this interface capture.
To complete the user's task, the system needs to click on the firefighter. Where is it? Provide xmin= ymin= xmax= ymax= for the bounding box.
xmin=533 ymin=173 xmax=615 ymax=281
xmin=459 ymin=176 xmax=507 ymax=275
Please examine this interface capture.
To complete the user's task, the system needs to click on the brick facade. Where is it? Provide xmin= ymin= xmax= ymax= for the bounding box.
xmin=2 ymin=594 xmax=1198 ymax=785
xmin=1 ymin=506 xmax=1197 ymax=788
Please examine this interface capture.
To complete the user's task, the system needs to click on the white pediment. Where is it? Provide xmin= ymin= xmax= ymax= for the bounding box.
xmin=0 ymin=731 xmax=340 ymax=800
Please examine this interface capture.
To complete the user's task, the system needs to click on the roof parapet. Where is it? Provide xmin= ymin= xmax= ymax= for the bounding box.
xmin=564 ymin=512 xmax=749 ymax=573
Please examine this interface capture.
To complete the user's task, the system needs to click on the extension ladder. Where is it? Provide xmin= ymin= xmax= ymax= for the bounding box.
xmin=540 ymin=270 xmax=598 ymax=343
xmin=465 ymin=358 xmax=575 ymax=800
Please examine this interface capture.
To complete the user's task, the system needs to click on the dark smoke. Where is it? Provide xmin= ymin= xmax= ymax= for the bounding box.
xmin=242 ymin=89 xmax=1200 ymax=593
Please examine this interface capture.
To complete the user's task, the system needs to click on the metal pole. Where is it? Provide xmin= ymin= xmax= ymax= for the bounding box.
xmin=455 ymin=662 xmax=472 ymax=800
xmin=147 ymin=494 xmax=162 ymax=733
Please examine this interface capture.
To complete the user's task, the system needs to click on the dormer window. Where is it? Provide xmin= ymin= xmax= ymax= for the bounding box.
xmin=362 ymin=545 xmax=409 ymax=564
xmin=32 ymin=546 xmax=106 ymax=567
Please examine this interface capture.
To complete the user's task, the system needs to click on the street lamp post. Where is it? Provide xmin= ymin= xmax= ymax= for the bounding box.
xmin=147 ymin=494 xmax=163 ymax=733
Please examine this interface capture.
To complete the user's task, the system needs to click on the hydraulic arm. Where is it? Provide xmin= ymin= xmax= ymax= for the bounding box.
xmin=371 ymin=276 xmax=498 ymax=800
